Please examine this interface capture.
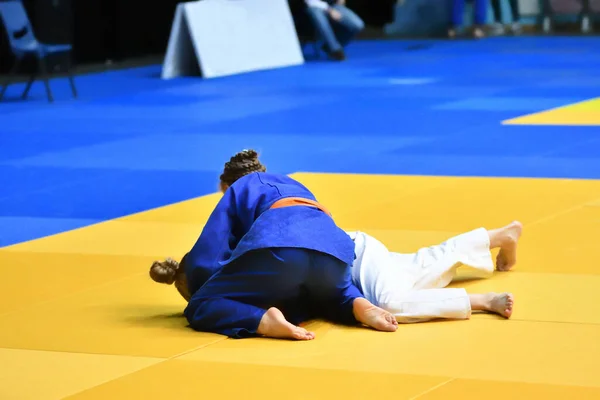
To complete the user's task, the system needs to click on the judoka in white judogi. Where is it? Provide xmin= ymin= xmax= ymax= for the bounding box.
xmin=347 ymin=221 xmax=521 ymax=322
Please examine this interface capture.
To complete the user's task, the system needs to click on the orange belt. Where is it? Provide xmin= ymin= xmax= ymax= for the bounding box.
xmin=270 ymin=197 xmax=332 ymax=217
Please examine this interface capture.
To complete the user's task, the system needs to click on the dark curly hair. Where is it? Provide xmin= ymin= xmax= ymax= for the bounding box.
xmin=149 ymin=254 xmax=191 ymax=301
xmin=219 ymin=149 xmax=266 ymax=188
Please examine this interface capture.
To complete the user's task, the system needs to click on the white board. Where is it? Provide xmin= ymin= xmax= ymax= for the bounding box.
xmin=162 ymin=0 xmax=304 ymax=79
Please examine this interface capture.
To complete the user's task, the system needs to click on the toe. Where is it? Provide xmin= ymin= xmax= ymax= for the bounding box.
xmin=291 ymin=327 xmax=309 ymax=340
xmin=386 ymin=313 xmax=399 ymax=329
xmin=386 ymin=319 xmax=398 ymax=331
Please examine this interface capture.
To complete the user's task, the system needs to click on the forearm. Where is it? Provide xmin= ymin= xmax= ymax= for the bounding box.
xmin=174 ymin=273 xmax=191 ymax=302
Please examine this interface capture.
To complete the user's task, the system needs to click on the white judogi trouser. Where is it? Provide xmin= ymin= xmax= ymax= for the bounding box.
xmin=347 ymin=228 xmax=494 ymax=323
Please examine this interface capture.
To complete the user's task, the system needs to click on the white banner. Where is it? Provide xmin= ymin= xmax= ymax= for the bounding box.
xmin=162 ymin=0 xmax=305 ymax=79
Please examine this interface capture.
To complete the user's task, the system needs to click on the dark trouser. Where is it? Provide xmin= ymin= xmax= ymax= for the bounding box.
xmin=184 ymin=248 xmax=363 ymax=338
xmin=490 ymin=0 xmax=520 ymax=22
xmin=305 ymin=5 xmax=364 ymax=53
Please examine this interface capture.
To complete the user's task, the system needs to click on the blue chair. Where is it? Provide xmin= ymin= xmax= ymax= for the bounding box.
xmin=0 ymin=0 xmax=77 ymax=102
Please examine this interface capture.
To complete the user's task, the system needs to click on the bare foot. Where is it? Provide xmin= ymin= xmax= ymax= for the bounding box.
xmin=257 ymin=308 xmax=315 ymax=340
xmin=486 ymin=292 xmax=514 ymax=318
xmin=353 ymin=298 xmax=398 ymax=332
xmin=496 ymin=221 xmax=523 ymax=271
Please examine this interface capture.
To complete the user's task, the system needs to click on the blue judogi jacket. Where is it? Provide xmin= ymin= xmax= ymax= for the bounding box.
xmin=185 ymin=172 xmax=355 ymax=295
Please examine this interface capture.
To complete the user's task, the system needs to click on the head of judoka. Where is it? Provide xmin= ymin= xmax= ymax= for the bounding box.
xmin=218 ymin=149 xmax=267 ymax=193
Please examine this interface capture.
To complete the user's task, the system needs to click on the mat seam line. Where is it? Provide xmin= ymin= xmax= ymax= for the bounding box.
xmin=0 ymin=271 xmax=149 ymax=318
xmin=62 ymin=336 xmax=229 ymax=400
xmin=409 ymin=377 xmax=456 ymax=400
xmin=525 ymin=200 xmax=600 ymax=229
xmin=0 ymin=335 xmax=228 ymax=360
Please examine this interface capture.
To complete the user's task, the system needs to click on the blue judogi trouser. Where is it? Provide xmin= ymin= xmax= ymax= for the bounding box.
xmin=184 ymin=247 xmax=363 ymax=338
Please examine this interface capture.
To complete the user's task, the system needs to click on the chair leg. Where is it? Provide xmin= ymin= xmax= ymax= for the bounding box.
xmin=37 ymin=56 xmax=54 ymax=103
xmin=66 ymin=54 xmax=78 ymax=98
xmin=581 ymin=0 xmax=592 ymax=33
xmin=0 ymin=57 xmax=21 ymax=102
xmin=21 ymin=75 xmax=35 ymax=99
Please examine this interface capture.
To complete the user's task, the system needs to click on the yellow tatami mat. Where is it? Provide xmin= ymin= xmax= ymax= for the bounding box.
xmin=1 ymin=173 xmax=600 ymax=399
xmin=503 ymin=97 xmax=600 ymax=126
xmin=0 ymin=348 xmax=161 ymax=400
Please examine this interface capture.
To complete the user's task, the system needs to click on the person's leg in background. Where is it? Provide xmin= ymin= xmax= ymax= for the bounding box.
xmin=448 ymin=0 xmax=466 ymax=38
xmin=330 ymin=3 xmax=365 ymax=48
xmin=449 ymin=0 xmax=486 ymax=38
xmin=490 ymin=0 xmax=506 ymax=35
xmin=491 ymin=0 xmax=522 ymax=35
xmin=472 ymin=0 xmax=488 ymax=38
xmin=305 ymin=6 xmax=346 ymax=60
xmin=507 ymin=0 xmax=522 ymax=33
xmin=541 ymin=0 xmax=554 ymax=33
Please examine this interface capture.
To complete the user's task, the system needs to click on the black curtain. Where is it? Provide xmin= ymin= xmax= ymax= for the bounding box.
xmin=73 ymin=0 xmax=180 ymax=64
xmin=347 ymin=0 xmax=397 ymax=26
xmin=1 ymin=0 xmax=180 ymax=71
xmin=1 ymin=0 xmax=396 ymax=73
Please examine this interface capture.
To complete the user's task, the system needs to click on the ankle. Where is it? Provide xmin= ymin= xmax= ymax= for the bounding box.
xmin=256 ymin=310 xmax=271 ymax=336
xmin=487 ymin=229 xmax=500 ymax=249
xmin=257 ymin=307 xmax=279 ymax=336
xmin=352 ymin=297 xmax=374 ymax=322
xmin=488 ymin=222 xmax=520 ymax=249
xmin=469 ymin=293 xmax=493 ymax=311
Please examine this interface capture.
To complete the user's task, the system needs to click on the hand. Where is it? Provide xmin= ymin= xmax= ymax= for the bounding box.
xmin=337 ymin=0 xmax=345 ymax=5
xmin=328 ymin=8 xmax=342 ymax=21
